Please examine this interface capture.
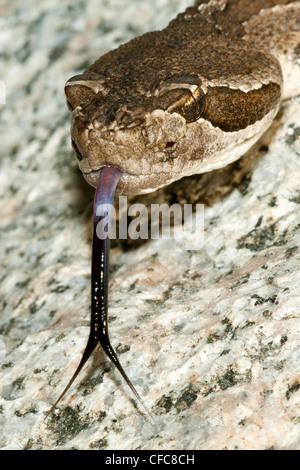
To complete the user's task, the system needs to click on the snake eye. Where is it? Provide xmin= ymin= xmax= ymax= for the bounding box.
xmin=65 ymin=75 xmax=98 ymax=110
xmin=157 ymin=87 xmax=204 ymax=122
xmin=65 ymin=84 xmax=97 ymax=110
xmin=156 ymin=74 xmax=204 ymax=122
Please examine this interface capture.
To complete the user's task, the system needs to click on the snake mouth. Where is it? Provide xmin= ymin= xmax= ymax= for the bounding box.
xmin=83 ymin=166 xmax=148 ymax=195
xmin=83 ymin=166 xmax=173 ymax=195
xmin=84 ymin=166 xmax=133 ymax=183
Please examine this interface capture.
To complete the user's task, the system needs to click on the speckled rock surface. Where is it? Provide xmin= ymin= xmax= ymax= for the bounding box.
xmin=0 ymin=0 xmax=299 ymax=450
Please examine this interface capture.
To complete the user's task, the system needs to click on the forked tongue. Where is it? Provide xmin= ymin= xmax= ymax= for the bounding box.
xmin=46 ymin=166 xmax=153 ymax=422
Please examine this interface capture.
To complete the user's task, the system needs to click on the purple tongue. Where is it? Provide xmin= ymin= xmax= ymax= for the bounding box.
xmin=91 ymin=166 xmax=122 ymax=348
xmin=47 ymin=167 xmax=152 ymax=421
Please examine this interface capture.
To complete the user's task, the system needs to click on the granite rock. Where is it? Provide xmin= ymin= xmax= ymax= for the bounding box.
xmin=0 ymin=0 xmax=299 ymax=450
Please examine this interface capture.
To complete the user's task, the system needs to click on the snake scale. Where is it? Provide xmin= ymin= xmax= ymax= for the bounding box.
xmin=47 ymin=0 xmax=300 ymax=419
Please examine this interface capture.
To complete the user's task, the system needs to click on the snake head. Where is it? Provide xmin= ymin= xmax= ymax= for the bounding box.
xmin=65 ymin=70 xmax=199 ymax=195
xmin=65 ymin=25 xmax=282 ymax=195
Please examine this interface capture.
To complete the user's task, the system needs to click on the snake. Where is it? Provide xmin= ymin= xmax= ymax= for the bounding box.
xmin=47 ymin=0 xmax=300 ymax=419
